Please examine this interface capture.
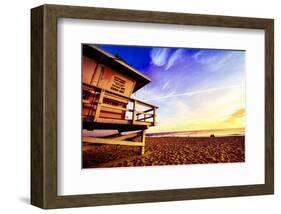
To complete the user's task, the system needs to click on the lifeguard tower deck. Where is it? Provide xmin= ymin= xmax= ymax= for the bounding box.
xmin=82 ymin=45 xmax=158 ymax=155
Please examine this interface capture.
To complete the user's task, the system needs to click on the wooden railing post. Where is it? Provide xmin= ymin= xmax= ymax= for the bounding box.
xmin=94 ymin=89 xmax=105 ymax=122
xmin=141 ymin=130 xmax=146 ymax=155
xmin=153 ymin=107 xmax=156 ymax=126
xmin=132 ymin=100 xmax=137 ymax=124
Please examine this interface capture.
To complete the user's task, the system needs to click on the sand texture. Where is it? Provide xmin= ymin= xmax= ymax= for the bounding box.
xmin=83 ymin=136 xmax=245 ymax=168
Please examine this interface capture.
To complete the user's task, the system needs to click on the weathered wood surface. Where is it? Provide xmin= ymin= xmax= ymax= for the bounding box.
xmin=83 ymin=137 xmax=144 ymax=147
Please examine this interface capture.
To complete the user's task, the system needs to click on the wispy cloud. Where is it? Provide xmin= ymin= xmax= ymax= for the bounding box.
xmin=165 ymin=49 xmax=185 ymax=70
xmin=150 ymin=48 xmax=186 ymax=70
xmin=145 ymin=85 xmax=242 ymax=101
xmin=162 ymin=81 xmax=169 ymax=89
xmin=192 ymin=50 xmax=224 ymax=64
xmin=150 ymin=48 xmax=170 ymax=66
xmin=192 ymin=50 xmax=244 ymax=73
xmin=192 ymin=50 xmax=204 ymax=60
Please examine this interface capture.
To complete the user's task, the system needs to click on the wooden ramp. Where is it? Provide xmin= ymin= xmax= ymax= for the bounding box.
xmin=83 ymin=130 xmax=146 ymax=155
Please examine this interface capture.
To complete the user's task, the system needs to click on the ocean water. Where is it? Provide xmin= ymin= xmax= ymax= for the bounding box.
xmin=147 ymin=128 xmax=245 ymax=137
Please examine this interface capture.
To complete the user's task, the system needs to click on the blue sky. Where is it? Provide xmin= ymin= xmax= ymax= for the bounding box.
xmin=98 ymin=44 xmax=245 ymax=133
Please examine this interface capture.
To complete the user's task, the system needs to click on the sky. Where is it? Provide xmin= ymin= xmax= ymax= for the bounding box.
xmin=97 ymin=44 xmax=245 ymax=133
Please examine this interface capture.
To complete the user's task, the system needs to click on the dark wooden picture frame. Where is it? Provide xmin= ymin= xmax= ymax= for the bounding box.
xmin=31 ymin=4 xmax=274 ymax=209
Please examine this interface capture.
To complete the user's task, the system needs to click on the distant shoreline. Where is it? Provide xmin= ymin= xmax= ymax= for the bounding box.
xmin=147 ymin=134 xmax=245 ymax=138
xmin=146 ymin=128 xmax=245 ymax=138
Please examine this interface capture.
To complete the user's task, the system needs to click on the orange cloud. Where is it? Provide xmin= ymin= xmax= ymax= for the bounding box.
xmin=223 ymin=108 xmax=245 ymax=125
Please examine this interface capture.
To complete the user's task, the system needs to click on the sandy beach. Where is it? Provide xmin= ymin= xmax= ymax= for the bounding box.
xmin=83 ymin=136 xmax=245 ymax=168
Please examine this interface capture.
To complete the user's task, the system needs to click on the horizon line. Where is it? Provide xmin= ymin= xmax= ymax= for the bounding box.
xmin=147 ymin=127 xmax=245 ymax=134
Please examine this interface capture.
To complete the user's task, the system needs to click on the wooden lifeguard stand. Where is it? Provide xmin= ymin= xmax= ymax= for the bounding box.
xmin=82 ymin=45 xmax=158 ymax=155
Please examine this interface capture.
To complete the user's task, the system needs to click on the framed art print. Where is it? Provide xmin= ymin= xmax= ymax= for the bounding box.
xmin=31 ymin=4 xmax=274 ymax=209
